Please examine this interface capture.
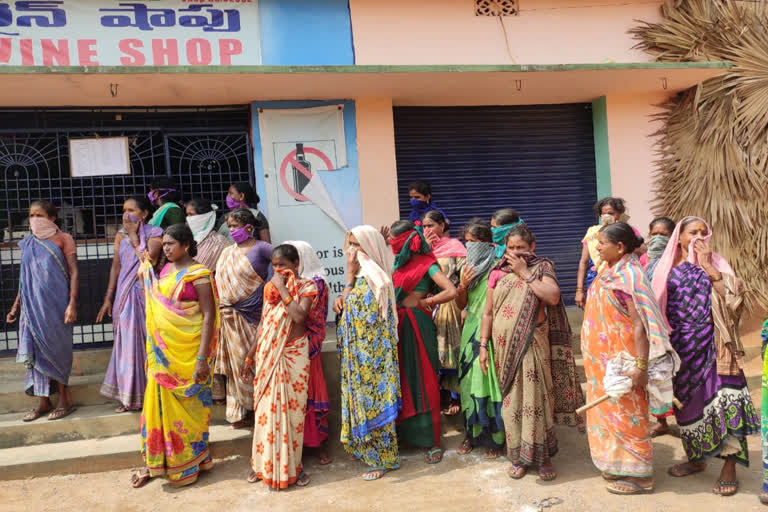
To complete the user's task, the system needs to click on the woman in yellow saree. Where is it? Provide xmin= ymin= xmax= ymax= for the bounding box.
xmin=131 ymin=224 xmax=219 ymax=489
xmin=242 ymin=244 xmax=317 ymax=489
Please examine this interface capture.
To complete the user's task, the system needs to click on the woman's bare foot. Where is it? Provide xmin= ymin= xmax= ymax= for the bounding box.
xmin=668 ymin=461 xmax=706 ymax=477
xmin=713 ymin=459 xmax=739 ymax=496
xmin=231 ymin=413 xmax=254 ymax=430
xmin=651 ymin=418 xmax=670 ymax=438
xmin=296 ymin=472 xmax=311 ymax=487
xmin=247 ymin=470 xmax=260 ymax=484
xmin=442 ymin=401 xmax=460 ymax=416
xmin=484 ymin=448 xmax=501 ymax=460
xmin=316 ymin=450 xmax=333 ymax=465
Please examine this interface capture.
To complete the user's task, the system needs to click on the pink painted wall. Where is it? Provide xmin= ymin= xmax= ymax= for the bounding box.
xmin=605 ymin=92 xmax=669 ymax=234
xmin=350 ymin=0 xmax=664 ymax=65
xmin=355 ymin=97 xmax=401 ymax=227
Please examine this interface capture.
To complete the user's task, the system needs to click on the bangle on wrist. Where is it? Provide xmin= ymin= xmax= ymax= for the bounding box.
xmin=635 ymin=358 xmax=648 ymax=371
xmin=525 ymin=273 xmax=537 ymax=283
xmin=196 ymin=356 xmax=206 ymax=362
xmin=344 ymin=283 xmax=354 ymax=288
xmin=244 ymin=356 xmax=254 ymax=367
xmin=282 ymin=295 xmax=293 ymax=306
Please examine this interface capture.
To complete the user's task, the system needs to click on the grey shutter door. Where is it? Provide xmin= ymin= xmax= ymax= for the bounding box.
xmin=394 ymin=104 xmax=598 ymax=304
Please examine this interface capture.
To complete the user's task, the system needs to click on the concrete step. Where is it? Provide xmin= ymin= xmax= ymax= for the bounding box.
xmin=0 ymin=372 xmax=111 ymax=414
xmin=0 ymin=423 xmax=252 ymax=481
xmin=0 ymin=403 xmax=231 ymax=449
xmin=0 ymin=348 xmax=113 ymax=377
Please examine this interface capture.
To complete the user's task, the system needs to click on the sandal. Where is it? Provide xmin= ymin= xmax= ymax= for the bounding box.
xmin=483 ymin=448 xmax=501 ymax=460
xmin=713 ymin=480 xmax=739 ymax=497
xmin=507 ymin=464 xmax=528 ymax=480
xmin=362 ymin=467 xmax=389 ymax=481
xmin=247 ymin=470 xmax=261 ymax=484
xmin=47 ymin=406 xmax=76 ymax=421
xmin=316 ymin=453 xmax=334 ymax=466
xmin=668 ymin=462 xmax=706 ymax=478
xmin=538 ymin=464 xmax=557 ymax=481
xmin=442 ymin=402 xmax=461 ymax=416
xmin=602 ymin=473 xmax=622 ymax=481
xmin=457 ymin=437 xmax=473 ymax=456
xmin=130 ymin=469 xmax=150 ymax=488
xmin=22 ymin=408 xmax=51 ymax=422
xmin=425 ymin=448 xmax=443 ymax=464
xmin=606 ymin=480 xmax=653 ymax=495
xmin=295 ymin=472 xmax=311 ymax=487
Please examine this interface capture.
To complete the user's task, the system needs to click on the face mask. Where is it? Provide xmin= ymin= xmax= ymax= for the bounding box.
xmin=29 ymin=217 xmax=59 ymax=239
xmin=410 ymin=198 xmax=429 ymax=209
xmin=148 ymin=189 xmax=175 ymax=203
xmin=123 ymin=213 xmax=142 ymax=224
xmin=647 ymin=234 xmax=670 ymax=259
xmin=230 ymin=226 xmax=253 ymax=244
xmin=600 ymin=214 xmax=616 ymax=225
xmin=226 ymin=196 xmax=248 ymax=210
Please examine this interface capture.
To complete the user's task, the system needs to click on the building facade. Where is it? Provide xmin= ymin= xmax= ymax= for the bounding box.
xmin=0 ymin=0 xmax=727 ymax=352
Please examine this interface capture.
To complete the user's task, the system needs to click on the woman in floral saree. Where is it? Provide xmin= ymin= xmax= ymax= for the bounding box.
xmin=422 ymin=209 xmax=466 ymax=415
xmin=243 ymin=244 xmax=316 ymax=489
xmin=483 ymin=225 xmax=583 ymax=481
xmin=652 ymin=216 xmax=758 ymax=497
xmin=582 ymin=222 xmax=677 ymax=495
xmin=389 ymin=220 xmax=457 ymax=464
xmin=333 ymin=225 xmax=401 ymax=481
xmin=132 ymin=224 xmax=219 ymax=489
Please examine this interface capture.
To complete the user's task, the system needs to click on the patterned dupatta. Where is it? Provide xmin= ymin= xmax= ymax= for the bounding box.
xmin=142 ymin=260 xmax=219 ymax=397
xmin=215 ymin=244 xmax=265 ymax=325
xmin=490 ymin=254 xmax=584 ymax=425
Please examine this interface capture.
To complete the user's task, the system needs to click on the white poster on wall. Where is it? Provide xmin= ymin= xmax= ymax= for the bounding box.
xmin=258 ymin=105 xmax=356 ymax=319
xmin=69 ymin=136 xmax=131 ymax=177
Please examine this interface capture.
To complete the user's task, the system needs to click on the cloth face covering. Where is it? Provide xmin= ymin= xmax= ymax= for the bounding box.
xmin=148 ymin=189 xmax=175 ymax=203
xmin=29 ymin=217 xmax=59 ymax=239
xmin=187 ymin=211 xmax=217 ymax=244
xmin=491 ymin=219 xmax=524 ymax=258
xmin=646 ymin=235 xmax=669 ymax=260
xmin=230 ymin=226 xmax=254 ymax=244
xmin=226 ymin=196 xmax=249 ymax=210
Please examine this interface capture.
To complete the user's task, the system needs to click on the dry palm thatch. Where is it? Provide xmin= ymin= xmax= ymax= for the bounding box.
xmin=630 ymin=0 xmax=768 ymax=312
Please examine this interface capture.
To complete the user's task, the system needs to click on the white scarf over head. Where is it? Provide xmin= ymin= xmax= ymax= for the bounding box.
xmin=285 ymin=240 xmax=327 ymax=284
xmin=349 ymin=225 xmax=398 ymax=330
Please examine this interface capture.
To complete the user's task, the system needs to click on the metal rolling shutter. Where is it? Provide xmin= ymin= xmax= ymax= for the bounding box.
xmin=394 ymin=104 xmax=597 ymax=304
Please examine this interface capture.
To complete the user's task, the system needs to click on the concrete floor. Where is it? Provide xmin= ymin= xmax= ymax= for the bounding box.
xmin=2 ymin=417 xmax=765 ymax=512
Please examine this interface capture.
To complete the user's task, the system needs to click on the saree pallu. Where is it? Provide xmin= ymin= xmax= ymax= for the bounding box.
xmin=196 ymin=231 xmax=230 ymax=272
xmin=139 ymin=262 xmax=219 ymax=486
xmin=492 ymin=261 xmax=583 ymax=466
xmin=666 ymin=263 xmax=758 ymax=467
xmin=304 ymin=277 xmax=330 ymax=448
xmin=761 ymin=318 xmax=768 ymax=493
xmin=582 ymin=271 xmax=652 ymax=477
xmin=434 ymin=256 xmax=464 ymax=395
xmin=338 ymin=277 xmax=401 ymax=470
xmin=458 ymin=271 xmax=504 ymax=450
xmin=214 ymin=245 xmax=265 ymax=423
xmin=16 ymin=235 xmax=73 ymax=397
xmin=251 ymin=276 xmax=316 ymax=490
xmin=102 ymin=226 xmax=162 ymax=408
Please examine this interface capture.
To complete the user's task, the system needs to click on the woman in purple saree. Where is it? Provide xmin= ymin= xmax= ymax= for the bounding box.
xmin=97 ymin=196 xmax=163 ymax=412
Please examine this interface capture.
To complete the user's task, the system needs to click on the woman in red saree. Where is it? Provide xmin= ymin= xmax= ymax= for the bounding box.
xmin=389 ymin=220 xmax=457 ymax=464
xmin=242 ymin=244 xmax=317 ymax=489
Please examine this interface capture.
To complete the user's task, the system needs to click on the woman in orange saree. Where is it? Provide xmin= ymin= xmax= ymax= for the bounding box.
xmin=243 ymin=244 xmax=317 ymax=489
xmin=581 ymin=222 xmax=676 ymax=495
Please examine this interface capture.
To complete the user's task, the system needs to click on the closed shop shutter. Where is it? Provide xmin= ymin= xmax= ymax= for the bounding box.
xmin=394 ymin=104 xmax=598 ymax=304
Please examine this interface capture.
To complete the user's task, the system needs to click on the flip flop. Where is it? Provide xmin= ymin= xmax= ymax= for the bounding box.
xmin=457 ymin=437 xmax=473 ymax=456
xmin=425 ymin=448 xmax=443 ymax=464
xmin=483 ymin=449 xmax=501 ymax=460
xmin=606 ymin=480 xmax=654 ymax=495
xmin=668 ymin=462 xmax=706 ymax=478
xmin=22 ymin=408 xmax=50 ymax=422
xmin=295 ymin=472 xmax=311 ymax=487
xmin=130 ymin=469 xmax=150 ymax=489
xmin=316 ymin=454 xmax=334 ymax=466
xmin=507 ymin=464 xmax=528 ymax=480
xmin=602 ymin=473 xmax=622 ymax=481
xmin=538 ymin=465 xmax=557 ymax=481
xmin=47 ymin=406 xmax=76 ymax=421
xmin=713 ymin=480 xmax=739 ymax=497
xmin=362 ymin=467 xmax=389 ymax=481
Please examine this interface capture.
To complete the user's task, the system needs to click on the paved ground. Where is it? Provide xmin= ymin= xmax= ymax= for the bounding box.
xmin=2 ymin=416 xmax=765 ymax=512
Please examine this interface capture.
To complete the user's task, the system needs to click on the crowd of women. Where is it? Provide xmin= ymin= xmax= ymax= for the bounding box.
xmin=7 ymin=178 xmax=768 ymax=503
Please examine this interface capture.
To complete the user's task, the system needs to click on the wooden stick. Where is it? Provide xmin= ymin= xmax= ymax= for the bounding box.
xmin=673 ymin=398 xmax=683 ymax=409
xmin=576 ymin=394 xmax=611 ymax=415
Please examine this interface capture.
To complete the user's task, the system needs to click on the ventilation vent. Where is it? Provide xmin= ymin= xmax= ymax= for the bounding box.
xmin=475 ymin=0 xmax=517 ymax=16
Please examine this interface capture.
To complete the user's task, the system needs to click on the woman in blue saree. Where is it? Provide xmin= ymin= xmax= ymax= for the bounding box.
xmin=7 ymin=200 xmax=79 ymax=421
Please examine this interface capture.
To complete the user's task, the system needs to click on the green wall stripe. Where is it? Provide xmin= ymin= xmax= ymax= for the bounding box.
xmin=592 ymin=96 xmax=611 ymax=198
